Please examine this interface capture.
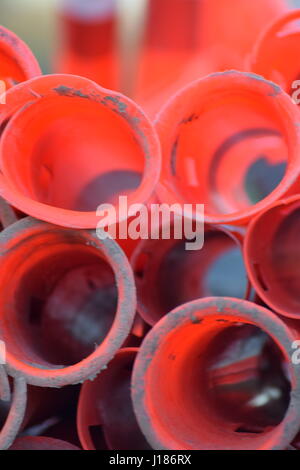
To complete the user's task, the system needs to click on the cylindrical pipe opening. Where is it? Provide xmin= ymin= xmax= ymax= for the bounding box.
xmin=0 ymin=26 xmax=41 ymax=89
xmin=132 ymin=298 xmax=300 ymax=450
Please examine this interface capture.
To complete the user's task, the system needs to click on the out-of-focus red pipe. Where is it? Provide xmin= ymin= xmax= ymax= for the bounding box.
xmin=132 ymin=297 xmax=300 ymax=450
xmin=77 ymin=348 xmax=150 ymax=450
xmin=134 ymin=0 xmax=286 ymax=117
xmin=56 ymin=0 xmax=119 ymax=90
xmin=0 ymin=74 xmax=160 ymax=229
xmin=155 ymin=71 xmax=300 ymax=226
xmin=9 ymin=436 xmax=80 ymax=450
xmin=290 ymin=432 xmax=300 ymax=450
xmin=0 ymin=370 xmax=27 ymax=450
xmin=131 ymin=224 xmax=249 ymax=326
xmin=0 ymin=26 xmax=41 ymax=90
xmin=250 ymin=10 xmax=300 ymax=98
xmin=0 ymin=217 xmax=136 ymax=387
xmin=244 ymin=195 xmax=300 ymax=320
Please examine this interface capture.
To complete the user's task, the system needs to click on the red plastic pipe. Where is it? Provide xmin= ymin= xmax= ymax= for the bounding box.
xmin=132 ymin=297 xmax=300 ymax=450
xmin=0 ymin=217 xmax=136 ymax=387
xmin=134 ymin=0 xmax=203 ymax=117
xmin=9 ymin=436 xmax=80 ymax=450
xmin=134 ymin=0 xmax=286 ymax=118
xmin=0 ymin=74 xmax=160 ymax=229
xmin=20 ymin=383 xmax=80 ymax=446
xmin=155 ymin=70 xmax=300 ymax=226
xmin=244 ymin=195 xmax=300 ymax=320
xmin=56 ymin=0 xmax=119 ymax=90
xmin=199 ymin=0 xmax=286 ymax=72
xmin=131 ymin=224 xmax=249 ymax=326
xmin=250 ymin=10 xmax=300 ymax=97
xmin=0 ymin=370 xmax=27 ymax=450
xmin=77 ymin=348 xmax=150 ymax=450
xmin=0 ymin=26 xmax=41 ymax=90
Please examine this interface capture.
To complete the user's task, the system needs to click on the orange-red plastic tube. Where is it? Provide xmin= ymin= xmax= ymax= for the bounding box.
xmin=77 ymin=348 xmax=150 ymax=450
xmin=244 ymin=195 xmax=300 ymax=320
xmin=134 ymin=0 xmax=203 ymax=117
xmin=0 ymin=74 xmax=161 ymax=229
xmin=155 ymin=71 xmax=300 ymax=226
xmin=56 ymin=0 xmax=119 ymax=90
xmin=0 ymin=217 xmax=136 ymax=387
xmin=0 ymin=197 xmax=17 ymax=229
xmin=132 ymin=297 xmax=300 ymax=450
xmin=131 ymin=224 xmax=249 ymax=326
xmin=0 ymin=371 xmax=27 ymax=450
xmin=250 ymin=10 xmax=300 ymax=98
xmin=134 ymin=0 xmax=286 ymax=118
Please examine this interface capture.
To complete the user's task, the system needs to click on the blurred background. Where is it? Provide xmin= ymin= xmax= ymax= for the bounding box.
xmin=0 ymin=0 xmax=297 ymax=118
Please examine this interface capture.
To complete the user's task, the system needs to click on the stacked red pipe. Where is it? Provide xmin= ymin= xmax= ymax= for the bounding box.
xmin=1 ymin=0 xmax=300 ymax=451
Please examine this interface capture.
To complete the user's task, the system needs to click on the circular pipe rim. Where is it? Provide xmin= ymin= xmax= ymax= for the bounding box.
xmin=132 ymin=296 xmax=300 ymax=450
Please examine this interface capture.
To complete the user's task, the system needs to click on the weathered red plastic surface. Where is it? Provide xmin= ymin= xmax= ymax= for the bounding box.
xmin=250 ymin=10 xmax=300 ymax=96
xmin=77 ymin=348 xmax=150 ymax=450
xmin=0 ymin=217 xmax=136 ymax=387
xmin=132 ymin=297 xmax=300 ymax=450
xmin=56 ymin=0 xmax=119 ymax=90
xmin=0 ymin=25 xmax=41 ymax=90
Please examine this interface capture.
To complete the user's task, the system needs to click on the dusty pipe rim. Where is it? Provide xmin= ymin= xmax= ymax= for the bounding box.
xmin=155 ymin=70 xmax=300 ymax=226
xmin=0 ymin=74 xmax=161 ymax=229
xmin=0 ymin=216 xmax=136 ymax=387
xmin=77 ymin=347 xmax=139 ymax=450
xmin=0 ymin=26 xmax=41 ymax=85
xmin=0 ymin=197 xmax=17 ymax=229
xmin=132 ymin=297 xmax=300 ymax=450
xmin=0 ymin=368 xmax=27 ymax=450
